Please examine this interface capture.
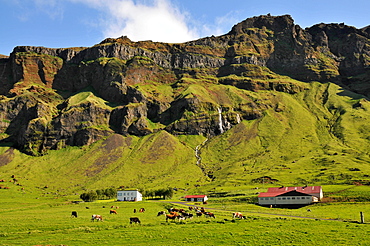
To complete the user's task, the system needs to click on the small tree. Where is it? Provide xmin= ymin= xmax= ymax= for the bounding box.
xmin=80 ymin=190 xmax=98 ymax=202
xmin=104 ymin=187 xmax=117 ymax=199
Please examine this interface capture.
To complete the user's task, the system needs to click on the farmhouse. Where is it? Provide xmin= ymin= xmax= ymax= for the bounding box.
xmin=258 ymin=186 xmax=323 ymax=207
xmin=117 ymin=190 xmax=142 ymax=201
xmin=184 ymin=195 xmax=208 ymax=203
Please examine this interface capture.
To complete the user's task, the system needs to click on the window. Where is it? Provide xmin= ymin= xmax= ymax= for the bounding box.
xmin=278 ymin=198 xmax=281 ymax=200
xmin=297 ymin=197 xmax=300 ymax=199
xmin=287 ymin=197 xmax=291 ymax=200
xmin=270 ymin=198 xmax=274 ymax=200
xmin=282 ymin=197 xmax=286 ymax=200
xmin=292 ymin=197 xmax=295 ymax=200
xmin=118 ymin=193 xmax=122 ymax=196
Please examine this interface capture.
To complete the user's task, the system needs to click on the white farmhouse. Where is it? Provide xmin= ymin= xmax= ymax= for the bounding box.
xmin=184 ymin=195 xmax=208 ymax=203
xmin=117 ymin=190 xmax=142 ymax=201
xmin=258 ymin=186 xmax=322 ymax=207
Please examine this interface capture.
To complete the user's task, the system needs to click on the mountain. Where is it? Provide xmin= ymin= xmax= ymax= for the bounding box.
xmin=0 ymin=15 xmax=369 ymax=193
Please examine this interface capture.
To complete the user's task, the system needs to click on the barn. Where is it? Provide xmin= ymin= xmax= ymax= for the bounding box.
xmin=184 ymin=195 xmax=208 ymax=203
xmin=117 ymin=190 xmax=142 ymax=202
xmin=258 ymin=186 xmax=323 ymax=207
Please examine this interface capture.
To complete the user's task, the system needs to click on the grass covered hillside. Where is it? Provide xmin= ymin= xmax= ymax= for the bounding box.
xmin=0 ymin=81 xmax=369 ymax=196
xmin=0 ymin=15 xmax=370 ymax=195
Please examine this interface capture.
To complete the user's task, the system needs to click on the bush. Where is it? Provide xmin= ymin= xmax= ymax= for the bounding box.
xmin=80 ymin=191 xmax=98 ymax=202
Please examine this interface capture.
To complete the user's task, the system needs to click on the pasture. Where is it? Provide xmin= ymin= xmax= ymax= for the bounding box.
xmin=0 ymin=188 xmax=370 ymax=245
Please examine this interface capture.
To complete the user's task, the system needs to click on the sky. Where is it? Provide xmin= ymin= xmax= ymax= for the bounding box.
xmin=0 ymin=0 xmax=369 ymax=55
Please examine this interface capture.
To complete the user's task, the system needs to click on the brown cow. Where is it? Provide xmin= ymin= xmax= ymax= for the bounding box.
xmin=232 ymin=212 xmax=244 ymax=219
xmin=166 ymin=214 xmax=178 ymax=222
xmin=91 ymin=214 xmax=103 ymax=221
xmin=110 ymin=210 xmax=118 ymax=214
xmin=139 ymin=208 xmax=145 ymax=213
xmin=204 ymin=212 xmax=215 ymax=218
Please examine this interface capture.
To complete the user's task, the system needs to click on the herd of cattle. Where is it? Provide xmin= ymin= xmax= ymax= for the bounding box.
xmin=72 ymin=205 xmax=246 ymax=224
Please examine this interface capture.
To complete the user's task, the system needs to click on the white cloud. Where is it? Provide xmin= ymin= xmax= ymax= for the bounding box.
xmin=69 ymin=0 xmax=199 ymax=43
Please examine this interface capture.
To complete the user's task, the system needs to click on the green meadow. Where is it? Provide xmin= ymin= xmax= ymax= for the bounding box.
xmin=0 ymin=186 xmax=370 ymax=246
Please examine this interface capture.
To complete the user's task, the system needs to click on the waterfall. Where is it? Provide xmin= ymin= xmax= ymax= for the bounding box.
xmin=217 ymin=107 xmax=224 ymax=134
xmin=236 ymin=113 xmax=241 ymax=124
xmin=195 ymin=138 xmax=208 ymax=166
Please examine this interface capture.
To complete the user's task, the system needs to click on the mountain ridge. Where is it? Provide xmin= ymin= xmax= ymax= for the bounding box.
xmin=0 ymin=14 xmax=369 ymax=192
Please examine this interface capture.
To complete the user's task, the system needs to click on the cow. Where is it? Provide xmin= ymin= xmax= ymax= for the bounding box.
xmin=169 ymin=211 xmax=179 ymax=217
xmin=204 ymin=212 xmax=215 ymax=218
xmin=177 ymin=215 xmax=186 ymax=221
xmin=130 ymin=217 xmax=141 ymax=224
xmin=232 ymin=212 xmax=244 ymax=219
xmin=189 ymin=206 xmax=194 ymax=211
xmin=157 ymin=211 xmax=166 ymax=216
xmin=166 ymin=214 xmax=178 ymax=222
xmin=71 ymin=211 xmax=78 ymax=218
xmin=196 ymin=212 xmax=203 ymax=217
xmin=168 ymin=208 xmax=179 ymax=213
xmin=110 ymin=210 xmax=118 ymax=214
xmin=91 ymin=214 xmax=103 ymax=221
xmin=181 ymin=212 xmax=193 ymax=219
xmin=139 ymin=208 xmax=145 ymax=213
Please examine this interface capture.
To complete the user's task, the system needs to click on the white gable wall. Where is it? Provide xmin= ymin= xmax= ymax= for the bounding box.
xmin=117 ymin=190 xmax=142 ymax=201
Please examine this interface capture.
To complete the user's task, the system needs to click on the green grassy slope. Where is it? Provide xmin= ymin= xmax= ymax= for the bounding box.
xmin=1 ymin=81 xmax=369 ymax=195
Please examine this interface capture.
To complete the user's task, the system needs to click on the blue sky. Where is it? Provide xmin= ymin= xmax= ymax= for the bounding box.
xmin=0 ymin=0 xmax=369 ymax=55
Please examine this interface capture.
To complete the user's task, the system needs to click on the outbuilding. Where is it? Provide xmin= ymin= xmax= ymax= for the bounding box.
xmin=184 ymin=195 xmax=208 ymax=203
xmin=117 ymin=190 xmax=142 ymax=201
xmin=258 ymin=186 xmax=322 ymax=207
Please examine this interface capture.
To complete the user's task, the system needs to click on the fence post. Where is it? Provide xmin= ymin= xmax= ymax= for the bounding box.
xmin=360 ymin=212 xmax=365 ymax=224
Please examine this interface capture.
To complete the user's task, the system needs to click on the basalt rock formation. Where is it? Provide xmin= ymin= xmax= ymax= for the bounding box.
xmin=0 ymin=14 xmax=369 ymax=156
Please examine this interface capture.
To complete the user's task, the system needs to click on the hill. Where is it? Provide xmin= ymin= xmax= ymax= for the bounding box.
xmin=0 ymin=14 xmax=370 ymax=195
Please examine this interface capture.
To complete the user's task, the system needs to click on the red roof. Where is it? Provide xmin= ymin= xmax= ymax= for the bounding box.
xmin=258 ymin=186 xmax=322 ymax=198
xmin=185 ymin=195 xmax=207 ymax=198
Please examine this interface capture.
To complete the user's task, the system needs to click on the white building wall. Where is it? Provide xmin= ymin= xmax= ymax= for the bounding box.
xmin=258 ymin=196 xmax=315 ymax=205
xmin=117 ymin=190 xmax=142 ymax=201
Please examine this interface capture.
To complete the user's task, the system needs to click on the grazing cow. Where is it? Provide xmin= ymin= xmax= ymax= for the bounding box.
xmin=130 ymin=217 xmax=141 ymax=224
xmin=139 ymin=208 xmax=145 ymax=213
xmin=204 ymin=212 xmax=215 ymax=218
xmin=168 ymin=208 xmax=179 ymax=213
xmin=157 ymin=211 xmax=166 ymax=216
xmin=110 ymin=210 xmax=118 ymax=214
xmin=133 ymin=209 xmax=137 ymax=213
xmin=232 ymin=212 xmax=244 ymax=219
xmin=170 ymin=211 xmax=179 ymax=217
xmin=91 ymin=214 xmax=103 ymax=221
xmin=71 ymin=211 xmax=78 ymax=218
xmin=196 ymin=212 xmax=203 ymax=217
xmin=189 ymin=206 xmax=193 ymax=211
xmin=178 ymin=215 xmax=186 ymax=221
xmin=181 ymin=212 xmax=193 ymax=219
xmin=166 ymin=214 xmax=178 ymax=222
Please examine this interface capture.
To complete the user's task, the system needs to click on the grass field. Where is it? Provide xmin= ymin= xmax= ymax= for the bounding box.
xmin=0 ymin=186 xmax=370 ymax=246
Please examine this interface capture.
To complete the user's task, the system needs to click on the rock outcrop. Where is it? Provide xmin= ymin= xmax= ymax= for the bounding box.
xmin=0 ymin=14 xmax=369 ymax=155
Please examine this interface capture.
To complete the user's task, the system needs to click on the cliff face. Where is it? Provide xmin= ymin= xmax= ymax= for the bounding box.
xmin=0 ymin=14 xmax=369 ymax=155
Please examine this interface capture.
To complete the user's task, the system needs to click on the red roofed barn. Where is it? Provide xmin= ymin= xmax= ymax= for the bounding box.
xmin=184 ymin=195 xmax=208 ymax=202
xmin=258 ymin=186 xmax=323 ymax=207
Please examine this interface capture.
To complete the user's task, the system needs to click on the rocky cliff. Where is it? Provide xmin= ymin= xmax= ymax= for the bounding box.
xmin=0 ymin=14 xmax=369 ymax=156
